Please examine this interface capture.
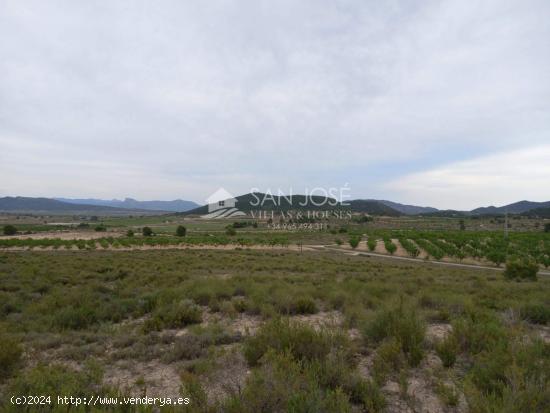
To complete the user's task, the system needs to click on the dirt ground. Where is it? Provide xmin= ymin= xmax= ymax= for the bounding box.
xmin=1 ymin=231 xmax=123 ymax=240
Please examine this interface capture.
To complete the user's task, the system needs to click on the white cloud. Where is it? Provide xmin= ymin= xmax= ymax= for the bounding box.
xmin=0 ymin=0 xmax=549 ymax=202
xmin=385 ymin=145 xmax=550 ymax=210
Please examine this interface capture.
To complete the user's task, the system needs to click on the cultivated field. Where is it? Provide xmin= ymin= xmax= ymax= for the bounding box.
xmin=1 ymin=216 xmax=549 ymax=412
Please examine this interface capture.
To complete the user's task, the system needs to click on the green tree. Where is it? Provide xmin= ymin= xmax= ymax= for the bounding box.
xmin=504 ymin=257 xmax=538 ymax=281
xmin=176 ymin=225 xmax=187 ymax=237
xmin=544 ymin=223 xmax=550 ymax=233
xmin=142 ymin=227 xmax=153 ymax=237
xmin=349 ymin=236 xmax=360 ymax=249
xmin=3 ymin=225 xmax=17 ymax=236
xmin=384 ymin=238 xmax=397 ymax=255
xmin=487 ymin=249 xmax=506 ymax=267
xmin=367 ymin=238 xmax=377 ymax=252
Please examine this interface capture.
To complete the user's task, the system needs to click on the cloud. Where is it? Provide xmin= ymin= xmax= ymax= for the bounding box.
xmin=0 ymin=0 xmax=549 ymax=202
xmin=384 ymin=145 xmax=550 ymax=210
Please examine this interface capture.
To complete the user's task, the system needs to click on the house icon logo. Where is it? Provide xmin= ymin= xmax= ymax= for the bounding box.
xmin=201 ymin=188 xmax=246 ymax=219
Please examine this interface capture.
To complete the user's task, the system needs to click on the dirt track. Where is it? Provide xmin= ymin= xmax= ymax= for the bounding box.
xmin=318 ymin=246 xmax=550 ymax=276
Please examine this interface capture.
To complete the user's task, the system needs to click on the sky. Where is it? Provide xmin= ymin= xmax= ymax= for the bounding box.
xmin=1 ymin=0 xmax=549 ymax=210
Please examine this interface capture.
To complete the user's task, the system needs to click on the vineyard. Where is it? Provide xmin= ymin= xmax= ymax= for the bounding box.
xmin=2 ymin=227 xmax=550 ymax=269
xmin=366 ymin=230 xmax=550 ymax=268
xmin=0 ymin=234 xmax=291 ymax=250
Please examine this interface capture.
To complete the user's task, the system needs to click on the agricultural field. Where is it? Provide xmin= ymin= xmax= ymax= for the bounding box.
xmin=2 ymin=215 xmax=549 ymax=272
xmin=0 ymin=245 xmax=549 ymax=412
xmin=359 ymin=230 xmax=550 ymax=270
xmin=1 ymin=215 xmax=550 ymax=412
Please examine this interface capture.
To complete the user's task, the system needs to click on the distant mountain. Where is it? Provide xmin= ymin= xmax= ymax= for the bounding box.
xmin=374 ymin=200 xmax=438 ymax=215
xmin=422 ymin=209 xmax=469 ymax=218
xmin=347 ymin=200 xmax=402 ymax=216
xmin=521 ymin=207 xmax=550 ymax=218
xmin=184 ymin=193 xmax=401 ymax=216
xmin=55 ymin=197 xmax=199 ymax=212
xmin=471 ymin=200 xmax=550 ymax=215
xmin=0 ymin=197 xmax=163 ymax=215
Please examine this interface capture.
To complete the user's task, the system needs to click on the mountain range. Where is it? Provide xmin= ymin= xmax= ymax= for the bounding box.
xmin=1 ymin=195 xmax=550 ymax=217
xmin=55 ymin=197 xmax=199 ymax=212
xmin=0 ymin=197 xmax=162 ymax=215
xmin=470 ymin=200 xmax=550 ymax=215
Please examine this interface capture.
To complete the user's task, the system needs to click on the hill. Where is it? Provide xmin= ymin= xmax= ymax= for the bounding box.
xmin=471 ymin=200 xmax=550 ymax=215
xmin=521 ymin=207 xmax=550 ymax=218
xmin=347 ymin=200 xmax=402 ymax=216
xmin=0 ymin=197 xmax=163 ymax=215
xmin=184 ymin=193 xmax=401 ymax=216
xmin=55 ymin=197 xmax=199 ymax=212
xmin=421 ymin=209 xmax=469 ymax=218
xmin=375 ymin=200 xmax=438 ymax=215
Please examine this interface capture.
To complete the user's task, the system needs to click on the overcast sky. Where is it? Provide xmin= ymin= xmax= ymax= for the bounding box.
xmin=1 ymin=0 xmax=549 ymax=209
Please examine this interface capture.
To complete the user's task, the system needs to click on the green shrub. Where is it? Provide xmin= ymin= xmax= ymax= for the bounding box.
xmin=181 ymin=372 xmax=209 ymax=411
xmin=349 ymin=237 xmax=360 ymax=249
xmin=232 ymin=297 xmax=248 ymax=313
xmin=4 ymin=362 xmax=112 ymax=409
xmin=176 ymin=225 xmax=187 ymax=237
xmin=142 ymin=227 xmax=153 ymax=237
xmin=164 ymin=325 xmax=240 ymax=362
xmin=3 ymin=225 xmax=17 ymax=236
xmin=225 ymin=226 xmax=236 ymax=236
xmin=520 ymin=304 xmax=550 ymax=325
xmin=53 ymin=305 xmax=98 ymax=330
xmin=126 ymin=229 xmax=134 ymax=237
xmin=464 ymin=338 xmax=550 ymax=412
xmin=371 ymin=337 xmax=406 ymax=384
xmin=147 ymin=299 xmax=202 ymax=331
xmin=363 ymin=302 xmax=425 ymax=366
xmin=273 ymin=294 xmax=319 ymax=315
xmin=348 ymin=377 xmax=386 ymax=412
xmin=435 ymin=335 xmax=459 ymax=368
xmin=436 ymin=382 xmax=459 ymax=407
xmin=94 ymin=225 xmax=106 ymax=232
xmin=383 ymin=238 xmax=397 ymax=255
xmin=292 ymin=296 xmax=318 ymax=315
xmin=0 ymin=331 xmax=22 ymax=380
xmin=399 ymin=238 xmax=420 ymax=257
xmin=320 ymin=388 xmax=353 ymax=413
xmin=367 ymin=238 xmax=377 ymax=251
xmin=452 ymin=311 xmax=508 ymax=355
xmin=243 ymin=318 xmax=348 ymax=366
xmin=223 ymin=351 xmax=354 ymax=413
xmin=504 ymin=257 xmax=538 ymax=281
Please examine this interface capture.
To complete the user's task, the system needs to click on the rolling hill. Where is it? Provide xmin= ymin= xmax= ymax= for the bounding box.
xmin=521 ymin=207 xmax=550 ymax=218
xmin=184 ymin=193 xmax=402 ymax=216
xmin=471 ymin=200 xmax=550 ymax=215
xmin=347 ymin=200 xmax=402 ymax=216
xmin=374 ymin=200 xmax=438 ymax=215
xmin=0 ymin=197 xmax=164 ymax=215
xmin=55 ymin=197 xmax=199 ymax=212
